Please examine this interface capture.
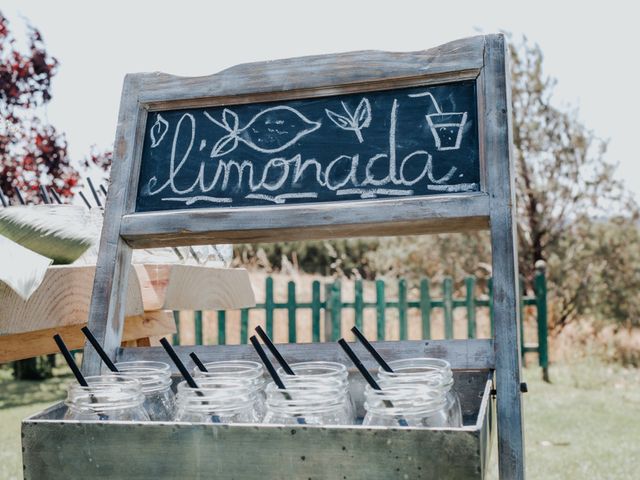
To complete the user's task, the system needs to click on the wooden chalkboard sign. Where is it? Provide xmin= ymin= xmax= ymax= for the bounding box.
xmin=136 ymin=81 xmax=480 ymax=211
xmin=83 ymin=34 xmax=524 ymax=479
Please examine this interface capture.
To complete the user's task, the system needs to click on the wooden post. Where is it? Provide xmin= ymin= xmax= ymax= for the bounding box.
xmin=194 ymin=310 xmax=203 ymax=346
xmin=488 ymin=277 xmax=494 ymax=334
xmin=465 ymin=277 xmax=477 ymax=338
xmin=398 ymin=278 xmax=408 ymax=340
xmin=535 ymin=261 xmax=550 ymax=382
xmin=484 ymin=34 xmax=525 ymax=480
xmin=240 ymin=308 xmax=249 ymax=344
xmin=331 ymin=281 xmax=342 ymax=341
xmin=172 ymin=311 xmax=180 ymax=345
xmin=375 ymin=279 xmax=385 ymax=341
xmin=81 ymin=75 xmax=143 ymax=376
xmin=311 ymin=281 xmax=321 ymax=343
xmin=287 ymin=281 xmax=297 ymax=343
xmin=443 ymin=277 xmax=454 ymax=339
xmin=217 ymin=311 xmax=226 ymax=345
xmin=265 ymin=276 xmax=274 ymax=339
xmin=354 ymin=279 xmax=364 ymax=332
xmin=419 ymin=278 xmax=431 ymax=339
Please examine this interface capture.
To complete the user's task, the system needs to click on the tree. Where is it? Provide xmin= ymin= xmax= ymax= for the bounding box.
xmin=509 ymin=35 xmax=637 ymax=327
xmin=1 ymin=11 xmax=113 ymax=379
xmin=0 ymin=11 xmax=79 ymax=202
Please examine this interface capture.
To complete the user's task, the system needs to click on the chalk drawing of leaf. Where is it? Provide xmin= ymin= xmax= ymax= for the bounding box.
xmin=325 ymin=97 xmax=371 ymax=143
xmin=150 ymin=114 xmax=169 ymax=148
xmin=354 ymin=98 xmax=372 ymax=129
xmin=211 ymin=134 xmax=239 ymax=158
xmin=325 ymin=109 xmax=351 ymax=129
xmin=222 ymin=109 xmax=239 ymax=131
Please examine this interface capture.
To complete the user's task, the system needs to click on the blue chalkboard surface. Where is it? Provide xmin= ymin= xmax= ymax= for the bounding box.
xmin=135 ymin=81 xmax=479 ymax=212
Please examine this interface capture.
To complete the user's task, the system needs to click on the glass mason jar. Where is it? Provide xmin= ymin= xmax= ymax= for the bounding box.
xmin=377 ymin=358 xmax=463 ymax=427
xmin=64 ymin=375 xmax=149 ymax=421
xmin=276 ymin=361 xmax=354 ymax=419
xmin=362 ymin=384 xmax=448 ymax=427
xmin=114 ymin=361 xmax=175 ymax=421
xmin=193 ymin=360 xmax=266 ymax=420
xmin=173 ymin=377 xmax=259 ymax=424
xmin=262 ymin=377 xmax=354 ymax=425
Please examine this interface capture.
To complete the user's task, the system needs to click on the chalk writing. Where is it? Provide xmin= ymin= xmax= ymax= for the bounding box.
xmin=325 ymin=98 xmax=372 ymax=143
xmin=135 ymin=81 xmax=480 ymax=212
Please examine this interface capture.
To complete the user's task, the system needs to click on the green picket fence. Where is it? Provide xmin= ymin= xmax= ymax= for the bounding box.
xmin=172 ymin=269 xmax=549 ymax=372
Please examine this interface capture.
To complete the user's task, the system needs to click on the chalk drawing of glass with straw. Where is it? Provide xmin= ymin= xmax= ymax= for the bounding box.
xmin=409 ymin=92 xmax=468 ymax=151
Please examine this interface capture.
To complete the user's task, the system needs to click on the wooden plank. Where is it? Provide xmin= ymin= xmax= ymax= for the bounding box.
xmin=131 ymin=263 xmax=169 ymax=311
xmin=136 ymin=35 xmax=486 ymax=108
xmin=161 ymin=265 xmax=255 ymax=310
xmin=116 ymin=338 xmax=495 ymax=371
xmin=0 ymin=265 xmax=144 ymax=335
xmin=482 ymin=33 xmax=525 ymax=480
xmin=0 ymin=311 xmax=176 ymax=363
xmin=120 ymin=194 xmax=490 ymax=247
xmin=81 ymin=75 xmax=145 ymax=376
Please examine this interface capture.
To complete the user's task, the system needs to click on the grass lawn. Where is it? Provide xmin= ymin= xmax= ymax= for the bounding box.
xmin=1 ymin=359 xmax=639 ymax=479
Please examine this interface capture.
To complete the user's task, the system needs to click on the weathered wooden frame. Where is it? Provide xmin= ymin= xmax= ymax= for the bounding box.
xmin=77 ymin=34 xmax=523 ymax=479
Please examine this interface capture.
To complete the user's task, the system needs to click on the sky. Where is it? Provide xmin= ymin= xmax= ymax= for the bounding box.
xmin=3 ymin=0 xmax=640 ymax=198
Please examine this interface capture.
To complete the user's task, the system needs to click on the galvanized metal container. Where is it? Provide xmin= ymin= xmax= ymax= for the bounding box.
xmin=23 ymin=341 xmax=494 ymax=480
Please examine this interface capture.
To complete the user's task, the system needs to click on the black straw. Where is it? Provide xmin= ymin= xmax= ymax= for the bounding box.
xmin=338 ymin=339 xmax=408 ymax=427
xmin=81 ymin=327 xmax=119 ymax=372
xmin=39 ymin=185 xmax=51 ymax=204
xmin=160 ymin=339 xmax=222 ymax=422
xmin=250 ymin=336 xmax=305 ymax=424
xmin=159 ymin=338 xmax=199 ymax=389
xmin=53 ymin=334 xmax=88 ymax=387
xmin=254 ymin=325 xmax=295 ymax=375
xmin=49 ymin=188 xmax=62 ymax=204
xmin=78 ymin=191 xmax=92 ymax=209
xmin=14 ymin=187 xmax=25 ymax=205
xmin=351 ymin=326 xmax=393 ymax=372
xmin=250 ymin=336 xmax=286 ymax=389
xmin=0 ymin=188 xmax=8 ymax=207
xmin=100 ymin=184 xmax=108 ymax=196
xmin=54 ymin=333 xmax=108 ymax=419
xmin=87 ymin=178 xmax=102 ymax=207
xmin=188 ymin=246 xmax=201 ymax=263
xmin=338 ymin=339 xmax=381 ymax=390
xmin=190 ymin=352 xmax=208 ymax=372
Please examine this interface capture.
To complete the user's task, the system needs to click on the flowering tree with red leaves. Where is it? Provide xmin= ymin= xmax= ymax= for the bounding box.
xmin=0 ymin=11 xmax=102 ymax=203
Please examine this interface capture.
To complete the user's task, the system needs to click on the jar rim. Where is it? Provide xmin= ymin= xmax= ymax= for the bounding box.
xmin=385 ymin=357 xmax=451 ymax=370
xmin=194 ymin=361 xmax=264 ymax=381
xmin=110 ymin=369 xmax=172 ymax=393
xmin=65 ymin=382 xmax=145 ymax=411
xmin=114 ymin=361 xmax=171 ymax=373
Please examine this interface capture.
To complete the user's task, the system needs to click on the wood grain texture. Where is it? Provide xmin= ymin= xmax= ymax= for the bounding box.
xmin=121 ymin=194 xmax=490 ymax=247
xmin=162 ymin=264 xmax=255 ymax=310
xmin=482 ymin=34 xmax=525 ymax=479
xmin=0 ymin=265 xmax=143 ymax=335
xmin=82 ymin=75 xmax=143 ymax=376
xmin=137 ymin=35 xmax=485 ymax=108
xmin=0 ymin=311 xmax=175 ymax=363
xmin=116 ymin=338 xmax=495 ymax=371
xmin=132 ymin=264 xmax=255 ymax=310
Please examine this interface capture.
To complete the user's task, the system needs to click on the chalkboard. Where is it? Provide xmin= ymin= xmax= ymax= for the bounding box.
xmin=135 ymin=81 xmax=479 ymax=212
